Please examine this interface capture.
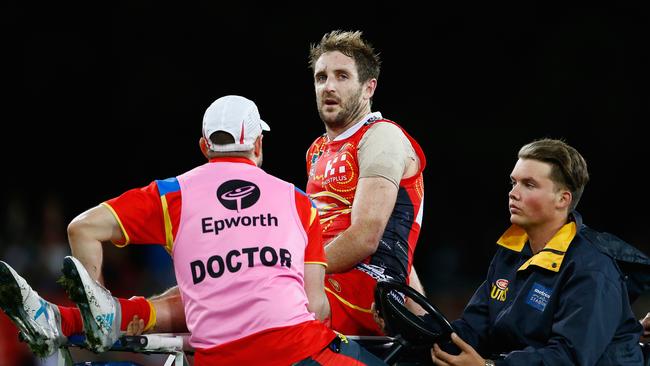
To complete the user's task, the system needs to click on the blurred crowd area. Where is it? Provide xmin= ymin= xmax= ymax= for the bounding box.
xmin=0 ymin=191 xmax=176 ymax=366
xmin=0 ymin=190 xmax=648 ymax=365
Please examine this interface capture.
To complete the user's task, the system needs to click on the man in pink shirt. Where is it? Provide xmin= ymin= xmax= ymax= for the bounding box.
xmin=0 ymin=95 xmax=387 ymax=365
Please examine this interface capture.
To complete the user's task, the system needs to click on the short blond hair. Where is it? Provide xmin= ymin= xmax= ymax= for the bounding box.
xmin=308 ymin=30 xmax=381 ymax=83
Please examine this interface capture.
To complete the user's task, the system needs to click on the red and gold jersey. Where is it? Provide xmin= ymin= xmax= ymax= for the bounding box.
xmin=306 ymin=115 xmax=426 ymax=281
xmin=305 ymin=135 xmax=357 ymax=244
xmin=306 ymin=114 xmax=426 ymax=335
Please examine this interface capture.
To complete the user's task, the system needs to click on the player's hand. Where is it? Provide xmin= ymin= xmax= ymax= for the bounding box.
xmin=370 ymin=302 xmax=387 ymax=334
xmin=126 ymin=315 xmax=146 ymax=336
xmin=641 ymin=312 xmax=650 ymax=337
xmin=431 ymin=333 xmax=484 ymax=366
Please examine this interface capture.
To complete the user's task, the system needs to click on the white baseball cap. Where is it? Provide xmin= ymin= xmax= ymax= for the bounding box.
xmin=202 ymin=95 xmax=270 ymax=152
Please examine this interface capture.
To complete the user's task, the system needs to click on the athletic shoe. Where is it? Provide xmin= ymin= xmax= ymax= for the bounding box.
xmin=61 ymin=256 xmax=121 ymax=353
xmin=0 ymin=260 xmax=67 ymax=357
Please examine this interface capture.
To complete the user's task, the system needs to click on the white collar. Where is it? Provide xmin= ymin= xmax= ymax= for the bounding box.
xmin=332 ymin=112 xmax=383 ymax=141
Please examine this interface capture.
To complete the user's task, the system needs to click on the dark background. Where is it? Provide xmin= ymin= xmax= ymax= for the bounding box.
xmin=0 ymin=2 xmax=648 ymax=364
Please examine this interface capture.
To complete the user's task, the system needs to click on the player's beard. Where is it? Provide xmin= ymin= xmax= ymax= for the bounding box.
xmin=318 ymin=87 xmax=366 ymax=131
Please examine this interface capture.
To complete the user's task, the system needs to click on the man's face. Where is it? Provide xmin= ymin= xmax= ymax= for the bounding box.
xmin=508 ymin=158 xmax=564 ymax=229
xmin=313 ymin=51 xmax=368 ymax=130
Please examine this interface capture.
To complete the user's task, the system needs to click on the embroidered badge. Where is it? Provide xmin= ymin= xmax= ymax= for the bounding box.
xmin=311 ymin=152 xmax=320 ymax=164
xmin=490 ymin=278 xmax=509 ymax=302
xmin=328 ymin=278 xmax=341 ymax=292
xmin=526 ymin=283 xmax=552 ymax=312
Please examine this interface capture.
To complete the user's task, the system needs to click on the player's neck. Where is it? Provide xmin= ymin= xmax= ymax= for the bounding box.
xmin=325 ymin=107 xmax=371 ymax=140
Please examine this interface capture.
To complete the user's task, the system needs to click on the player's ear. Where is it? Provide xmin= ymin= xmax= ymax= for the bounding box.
xmin=556 ymin=189 xmax=572 ymax=210
xmin=199 ymin=137 xmax=210 ymax=159
xmin=364 ymin=78 xmax=377 ymax=101
xmin=254 ymin=135 xmax=263 ymax=157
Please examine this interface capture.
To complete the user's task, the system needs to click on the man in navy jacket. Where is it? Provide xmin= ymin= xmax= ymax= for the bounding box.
xmin=431 ymin=138 xmax=644 ymax=366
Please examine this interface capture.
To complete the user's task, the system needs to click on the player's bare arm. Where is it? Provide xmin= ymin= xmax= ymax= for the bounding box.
xmin=67 ymin=205 xmax=124 ymax=284
xmin=304 ymin=263 xmax=331 ymax=321
xmin=324 ymin=176 xmax=398 ymax=274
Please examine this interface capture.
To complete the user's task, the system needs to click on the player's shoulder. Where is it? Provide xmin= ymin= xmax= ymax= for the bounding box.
xmin=367 ymin=118 xmax=423 ymax=151
xmin=367 ymin=119 xmax=404 ymax=133
xmin=362 ymin=119 xmax=408 ymax=145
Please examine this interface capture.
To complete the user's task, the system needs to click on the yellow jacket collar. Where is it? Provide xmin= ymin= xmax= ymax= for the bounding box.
xmin=496 ymin=221 xmax=577 ymax=272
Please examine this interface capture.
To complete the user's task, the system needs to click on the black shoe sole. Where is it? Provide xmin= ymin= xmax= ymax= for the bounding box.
xmin=61 ymin=257 xmax=104 ymax=353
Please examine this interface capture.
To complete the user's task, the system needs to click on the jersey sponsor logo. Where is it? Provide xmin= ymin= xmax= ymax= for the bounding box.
xmin=525 ymin=282 xmax=552 ymax=312
xmin=217 ymin=180 xmax=260 ymax=212
xmin=355 ymin=263 xmax=391 ymax=282
xmin=311 ymin=148 xmax=354 ymax=184
xmin=201 ymin=213 xmax=278 ymax=235
xmin=490 ymin=278 xmax=509 ymax=302
xmin=324 ymin=154 xmax=347 ymax=179
xmin=191 ymin=246 xmax=293 ymax=285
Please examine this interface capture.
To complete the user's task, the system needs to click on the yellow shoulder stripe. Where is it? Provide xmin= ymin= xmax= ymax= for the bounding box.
xmin=160 ymin=195 xmax=174 ymax=254
xmin=101 ymin=202 xmax=130 ymax=247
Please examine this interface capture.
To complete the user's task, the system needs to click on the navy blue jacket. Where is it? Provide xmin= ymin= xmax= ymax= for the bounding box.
xmin=452 ymin=212 xmax=643 ymax=365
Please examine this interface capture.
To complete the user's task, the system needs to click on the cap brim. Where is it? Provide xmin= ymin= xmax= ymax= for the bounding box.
xmin=260 ymin=119 xmax=270 ymax=131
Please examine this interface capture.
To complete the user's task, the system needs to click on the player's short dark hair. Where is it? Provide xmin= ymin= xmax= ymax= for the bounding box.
xmin=210 ymin=131 xmax=235 ymax=145
xmin=207 ymin=131 xmax=253 ymax=158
